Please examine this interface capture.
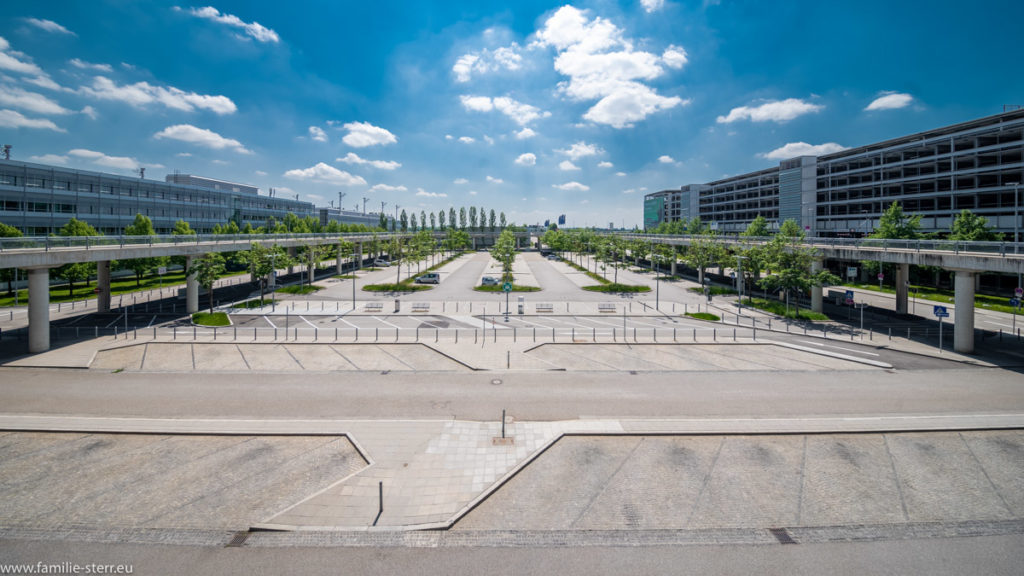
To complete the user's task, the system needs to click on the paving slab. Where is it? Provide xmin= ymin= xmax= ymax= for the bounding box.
xmin=961 ymin=431 xmax=1024 ymax=515
xmin=89 ymin=344 xmax=144 ymax=371
xmin=140 ymin=342 xmax=195 ymax=371
xmin=192 ymin=342 xmax=249 ymax=371
xmin=284 ymin=345 xmax=355 ymax=371
xmin=800 ymin=434 xmax=905 ymax=525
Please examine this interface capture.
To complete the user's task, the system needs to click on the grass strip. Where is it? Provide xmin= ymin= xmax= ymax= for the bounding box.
xmin=191 ymin=311 xmax=230 ymax=326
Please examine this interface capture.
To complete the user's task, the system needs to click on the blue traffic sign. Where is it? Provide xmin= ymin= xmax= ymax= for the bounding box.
xmin=933 ymin=305 xmax=949 ymax=318
xmin=1011 ymin=298 xmax=1021 ymax=307
xmin=502 ymin=282 xmax=512 ymax=293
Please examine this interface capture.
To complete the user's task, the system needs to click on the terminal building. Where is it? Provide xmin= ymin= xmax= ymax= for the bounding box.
xmin=0 ymin=160 xmax=383 ymax=235
xmin=644 ymin=109 xmax=1024 ymax=238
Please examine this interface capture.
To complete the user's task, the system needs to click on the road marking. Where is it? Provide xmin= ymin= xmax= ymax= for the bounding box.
xmin=334 ymin=316 xmax=359 ymax=329
xmin=263 ymin=315 xmax=277 ymax=329
xmin=798 ymin=340 xmax=880 ymax=356
xmin=374 ymin=316 xmax=402 ymax=330
xmin=983 ymin=320 xmax=1013 ymax=328
xmin=298 ymin=315 xmax=318 ymax=328
xmin=146 ymin=315 xmax=157 ymax=327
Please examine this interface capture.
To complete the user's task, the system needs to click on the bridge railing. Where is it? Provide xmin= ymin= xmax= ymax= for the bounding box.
xmin=613 ymin=233 xmax=1022 ymax=256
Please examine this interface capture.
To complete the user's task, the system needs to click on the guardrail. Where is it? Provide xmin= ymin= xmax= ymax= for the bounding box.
xmin=613 ymin=233 xmax=1024 ymax=256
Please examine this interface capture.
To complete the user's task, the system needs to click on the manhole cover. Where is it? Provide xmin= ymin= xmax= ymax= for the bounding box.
xmin=491 ymin=379 xmax=503 ymax=385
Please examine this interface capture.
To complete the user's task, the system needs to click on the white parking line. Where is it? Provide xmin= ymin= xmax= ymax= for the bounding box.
xmin=798 ymin=340 xmax=880 ymax=356
xmin=334 ymin=316 xmax=359 ymax=329
xmin=374 ymin=316 xmax=402 ymax=330
xmin=298 ymin=315 xmax=318 ymax=328
xmin=263 ymin=315 xmax=277 ymax=329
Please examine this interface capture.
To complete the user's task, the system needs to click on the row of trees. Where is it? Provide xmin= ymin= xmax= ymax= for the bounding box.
xmin=392 ymin=206 xmax=508 ymax=234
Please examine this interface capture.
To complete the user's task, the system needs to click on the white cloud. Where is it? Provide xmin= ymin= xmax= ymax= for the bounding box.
xmin=453 ymin=178 xmax=469 ymax=184
xmin=469 ymin=190 xmax=478 ymax=196
xmin=557 ymin=141 xmax=603 ymax=160
xmin=598 ymin=161 xmax=613 ymax=168
xmin=865 ymin=92 xmax=914 ymax=111
xmin=79 ymin=76 xmax=237 ymax=114
xmin=284 ymin=162 xmax=367 ymax=186
xmin=459 ymin=94 xmax=548 ymax=126
xmin=308 ymin=126 xmax=327 ymax=142
xmin=68 ymin=148 xmax=139 ymax=170
xmin=717 ymin=98 xmax=823 ymax=123
xmin=453 ymin=42 xmax=523 ymax=82
xmin=70 ymin=58 xmax=113 ymax=73
xmin=342 ymin=121 xmax=397 ymax=147
xmin=24 ymin=75 xmax=61 ymax=91
xmin=658 ymin=155 xmax=676 ymax=164
xmin=483 ymin=135 xmax=495 ymax=145
xmin=459 ymin=136 xmax=475 ymax=144
xmin=28 ymin=154 xmax=68 ymax=164
xmin=486 ymin=176 xmax=503 ymax=184
xmin=24 ymin=18 xmax=75 ymax=35
xmin=81 ymin=105 xmax=97 ymax=119
xmin=760 ymin=141 xmax=848 ymax=160
xmin=416 ymin=188 xmax=447 ymax=198
xmin=615 ymin=171 xmax=627 ymax=176
xmin=622 ymin=188 xmax=639 ymax=194
xmin=254 ymin=170 xmax=267 ymax=176
xmin=559 ymin=160 xmax=580 ymax=171
xmin=154 ymin=124 xmax=251 ymax=154
xmin=176 ymin=152 xmax=192 ymax=157
xmin=532 ymin=6 xmax=687 ymax=128
xmin=337 ymin=152 xmax=401 ymax=170
xmin=183 ymin=6 xmax=280 ymax=43
xmin=0 ymin=86 xmax=71 ymax=115
xmin=641 ymin=0 xmax=665 ymax=13
xmin=552 ymin=181 xmax=590 ymax=192
xmin=0 ymin=109 xmax=63 ymax=131
xmin=515 ymin=153 xmax=537 ymax=166
xmin=445 ymin=134 xmax=454 ymax=140
xmin=662 ymin=45 xmax=688 ymax=69
xmin=370 ymin=184 xmax=408 ymax=192
xmin=0 ymin=37 xmax=44 ymax=75
xmin=515 ymin=127 xmax=536 ymax=139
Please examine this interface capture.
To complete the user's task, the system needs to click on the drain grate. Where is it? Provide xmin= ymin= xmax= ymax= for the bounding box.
xmin=225 ymin=530 xmax=251 ymax=548
xmin=768 ymin=527 xmax=797 ymax=545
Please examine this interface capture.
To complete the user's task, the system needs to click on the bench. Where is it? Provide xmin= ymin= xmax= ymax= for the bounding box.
xmin=598 ymin=303 xmax=616 ymax=313
xmin=535 ymin=303 xmax=554 ymax=313
xmin=411 ymin=302 xmax=430 ymax=313
xmin=364 ymin=302 xmax=383 ymax=313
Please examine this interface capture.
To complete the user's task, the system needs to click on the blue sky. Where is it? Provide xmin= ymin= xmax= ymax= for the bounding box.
xmin=1 ymin=1 xmax=1021 ymax=228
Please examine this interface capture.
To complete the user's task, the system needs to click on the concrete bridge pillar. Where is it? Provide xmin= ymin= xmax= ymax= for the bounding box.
xmin=810 ymin=260 xmax=823 ymax=313
xmin=185 ymin=256 xmax=199 ymax=314
xmin=356 ymin=242 xmax=363 ymax=269
xmin=336 ymin=242 xmax=344 ymax=274
xmin=472 ymin=237 xmax=477 ymax=250
xmin=27 ymin=267 xmax=50 ymax=354
xmin=895 ymin=263 xmax=910 ymax=315
xmin=287 ymin=247 xmax=296 ymax=274
xmin=96 ymin=260 xmax=111 ymax=313
xmin=953 ymin=270 xmax=976 ymax=354
xmin=670 ymin=260 xmax=677 ymax=276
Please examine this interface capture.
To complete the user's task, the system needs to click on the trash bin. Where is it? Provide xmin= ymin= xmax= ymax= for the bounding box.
xmin=517 ymin=296 xmax=525 ymax=315
xmin=394 ymin=299 xmax=400 ymax=313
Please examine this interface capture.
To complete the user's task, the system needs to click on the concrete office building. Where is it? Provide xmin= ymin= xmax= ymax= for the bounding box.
xmin=0 ymin=160 xmax=382 ymax=235
xmin=645 ymin=109 xmax=1024 ymax=238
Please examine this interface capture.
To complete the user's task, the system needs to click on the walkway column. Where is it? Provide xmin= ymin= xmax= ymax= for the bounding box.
xmin=895 ymin=263 xmax=910 ymax=315
xmin=953 ymin=270 xmax=976 ymax=354
xmin=287 ymin=247 xmax=296 ymax=274
xmin=356 ymin=242 xmax=363 ymax=269
xmin=336 ymin=242 xmax=343 ymax=274
xmin=810 ymin=259 xmax=823 ymax=313
xmin=28 ymin=268 xmax=50 ymax=353
xmin=670 ymin=260 xmax=677 ymax=276
xmin=472 ymin=237 xmax=477 ymax=250
xmin=185 ymin=256 xmax=199 ymax=314
xmin=96 ymin=260 xmax=111 ymax=313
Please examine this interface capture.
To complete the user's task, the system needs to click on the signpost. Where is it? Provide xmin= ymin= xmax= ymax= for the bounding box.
xmin=855 ymin=301 xmax=868 ymax=330
xmin=1011 ymin=296 xmax=1021 ymax=333
xmin=503 ymin=282 xmax=512 ymax=322
xmin=877 ymin=272 xmax=884 ymax=290
xmin=934 ymin=305 xmax=949 ymax=352
xmin=846 ymin=267 xmax=857 ymax=280
xmin=845 ymin=289 xmax=854 ymax=306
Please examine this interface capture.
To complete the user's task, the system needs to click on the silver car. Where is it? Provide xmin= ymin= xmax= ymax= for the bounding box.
xmin=481 ymin=276 xmax=499 ymax=286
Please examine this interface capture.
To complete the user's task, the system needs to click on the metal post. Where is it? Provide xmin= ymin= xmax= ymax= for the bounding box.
xmin=501 ymin=409 xmax=506 ymax=438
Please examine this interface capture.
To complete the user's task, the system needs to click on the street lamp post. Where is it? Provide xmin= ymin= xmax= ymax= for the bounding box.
xmin=1009 ymin=182 xmax=1021 ymax=289
xmin=735 ymin=255 xmax=747 ymax=314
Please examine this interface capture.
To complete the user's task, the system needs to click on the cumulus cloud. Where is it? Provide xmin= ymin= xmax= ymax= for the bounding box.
xmin=70 ymin=58 xmax=113 ymax=73
xmin=453 ymin=42 xmax=523 ymax=82
xmin=641 ymin=0 xmax=665 ymax=13
xmin=416 ymin=188 xmax=447 ymax=198
xmin=662 ymin=45 xmax=688 ymax=69
xmin=154 ymin=124 xmax=251 ymax=153
xmin=515 ymin=127 xmax=536 ymax=139
xmin=615 ymin=171 xmax=627 ymax=176
xmin=79 ymin=76 xmax=237 ymax=114
xmin=559 ymin=160 xmax=580 ymax=171
xmin=308 ymin=126 xmax=327 ymax=142
xmin=342 ymin=121 xmax=397 ymax=147
xmin=459 ymin=136 xmax=475 ymax=144
xmin=759 ymin=141 xmax=848 ymax=160
xmin=865 ymin=92 xmax=914 ymax=111
xmin=0 ymin=86 xmax=71 ymax=115
xmin=453 ymin=178 xmax=469 ymax=184
xmin=284 ymin=162 xmax=367 ymax=186
xmin=598 ymin=161 xmax=613 ymax=168
xmin=68 ymin=148 xmax=139 ymax=170
xmin=515 ymin=153 xmax=537 ymax=166
xmin=81 ymin=105 xmax=97 ymax=119
xmin=557 ymin=141 xmax=603 ymax=160
xmin=182 ymin=6 xmax=280 ymax=43
xmin=717 ymin=98 xmax=822 ymax=123
xmin=24 ymin=18 xmax=75 ymax=35
xmin=658 ymin=155 xmax=676 ymax=164
xmin=370 ymin=184 xmax=407 ymax=192
xmin=337 ymin=152 xmax=401 ymax=170
xmin=459 ymin=94 xmax=549 ymax=126
xmin=486 ymin=176 xmax=503 ymax=184
xmin=28 ymin=153 xmax=69 ymax=164
xmin=0 ymin=37 xmax=44 ymax=75
xmin=0 ymin=109 xmax=64 ymax=131
xmin=532 ymin=6 xmax=687 ymax=128
xmin=553 ymin=182 xmax=590 ymax=192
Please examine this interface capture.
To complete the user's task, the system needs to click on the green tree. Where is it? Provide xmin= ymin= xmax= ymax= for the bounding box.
xmin=429 ymin=212 xmax=437 ymax=230
xmin=240 ymin=242 xmax=275 ymax=302
xmin=420 ymin=210 xmax=427 ymax=231
xmin=192 ymin=252 xmax=225 ymax=314
xmin=0 ymin=222 xmax=23 ymax=296
xmin=778 ymin=218 xmax=805 ymax=239
xmin=478 ymin=206 xmax=486 ymax=231
xmin=170 ymin=219 xmax=196 ymax=277
xmin=410 ymin=213 xmax=418 ymax=232
xmin=499 ymin=211 xmax=507 ymax=229
xmin=448 ymin=207 xmax=457 ymax=232
xmin=685 ymin=236 xmax=726 ymax=286
xmin=54 ymin=218 xmax=99 ymax=296
xmin=400 ymin=209 xmax=408 ymax=232
xmin=871 ymin=202 xmax=921 ymax=240
xmin=490 ymin=229 xmax=517 ymax=282
xmin=459 ymin=206 xmax=467 ymax=230
xmin=438 ymin=210 xmax=446 ymax=230
xmin=469 ymin=206 xmax=478 ymax=230
xmin=742 ymin=215 xmax=771 ymax=237
xmin=758 ymin=234 xmax=840 ymax=316
xmin=119 ymin=214 xmax=167 ymax=287
xmin=378 ymin=212 xmax=388 ymax=230
xmin=949 ymin=209 xmax=999 ymax=241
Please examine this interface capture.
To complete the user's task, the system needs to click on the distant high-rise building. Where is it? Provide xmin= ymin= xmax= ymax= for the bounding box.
xmin=558 ymin=214 xmax=566 ymax=225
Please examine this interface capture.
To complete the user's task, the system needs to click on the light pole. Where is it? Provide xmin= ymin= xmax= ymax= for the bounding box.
xmin=1009 ymin=182 xmax=1020 ymax=289
xmin=735 ymin=255 xmax=747 ymax=314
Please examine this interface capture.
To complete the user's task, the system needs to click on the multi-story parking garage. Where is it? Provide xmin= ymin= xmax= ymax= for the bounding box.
xmin=645 ymin=109 xmax=1024 ymax=238
xmin=0 ymin=160 xmax=383 ymax=235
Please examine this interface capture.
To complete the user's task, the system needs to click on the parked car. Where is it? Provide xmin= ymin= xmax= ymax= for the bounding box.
xmin=415 ymin=272 xmax=440 ymax=284
xmin=546 ymin=254 xmax=559 ymax=261
xmin=481 ymin=276 xmax=499 ymax=286
xmin=373 ymin=258 xmax=390 ymax=267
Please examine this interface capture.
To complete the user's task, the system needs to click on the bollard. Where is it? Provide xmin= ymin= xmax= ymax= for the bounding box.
xmin=733 ymin=328 xmax=736 ymax=341
xmin=173 ymin=326 xmax=176 ymax=340
xmin=633 ymin=327 xmax=636 ymax=341
xmin=254 ymin=327 xmax=257 ymax=341
xmin=753 ymin=327 xmax=756 ymax=340
xmin=455 ymin=330 xmax=458 ymax=343
xmin=613 ymin=328 xmax=616 ymax=341
xmin=768 ymin=318 xmax=772 ymax=331
xmin=494 ymin=329 xmax=497 ymax=343
xmin=713 ymin=328 xmax=716 ymax=341
xmin=396 ymin=328 xmax=399 ymax=343
xmin=999 ymin=329 xmax=1002 ymax=341
xmin=376 ymin=327 xmax=379 ymax=341
xmin=355 ymin=327 xmax=359 ymax=341
xmin=214 ymin=327 xmax=217 ymax=341
xmin=673 ymin=328 xmax=676 ymax=341
xmin=552 ymin=327 xmax=555 ymax=341
xmin=335 ymin=327 xmax=338 ymax=341
xmin=593 ymin=327 xmax=596 ymax=341
xmin=507 ymin=350 xmax=510 ymax=369
xmin=515 ymin=327 xmax=517 ymax=342
xmin=572 ymin=327 xmax=574 ymax=340
xmin=693 ymin=328 xmax=696 ymax=341
xmin=475 ymin=329 xmax=478 ymax=344
xmin=193 ymin=326 xmax=196 ymax=339
xmin=315 ymin=328 xmax=318 ymax=341
xmin=436 ymin=328 xmax=439 ymax=342
xmin=533 ymin=327 xmax=536 ymax=342
xmin=908 ymin=327 xmax=911 ymax=340
xmin=416 ymin=327 xmax=420 ymax=341
xmin=869 ymin=328 xmax=873 ymax=341
xmin=274 ymin=328 xmax=278 ymax=340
